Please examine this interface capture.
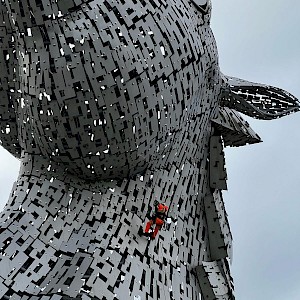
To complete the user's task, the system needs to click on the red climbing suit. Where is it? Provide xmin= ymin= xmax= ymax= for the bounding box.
xmin=144 ymin=203 xmax=168 ymax=238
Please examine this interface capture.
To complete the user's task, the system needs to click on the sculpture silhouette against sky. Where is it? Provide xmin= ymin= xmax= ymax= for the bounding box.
xmin=0 ymin=0 xmax=299 ymax=299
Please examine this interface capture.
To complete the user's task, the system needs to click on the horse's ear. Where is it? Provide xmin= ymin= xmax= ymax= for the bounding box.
xmin=220 ymin=74 xmax=300 ymax=120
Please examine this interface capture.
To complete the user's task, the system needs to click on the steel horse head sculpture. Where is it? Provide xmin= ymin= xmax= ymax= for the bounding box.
xmin=0 ymin=0 xmax=298 ymax=299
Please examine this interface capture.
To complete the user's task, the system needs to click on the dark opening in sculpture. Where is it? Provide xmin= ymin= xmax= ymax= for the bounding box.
xmin=0 ymin=0 xmax=299 ymax=299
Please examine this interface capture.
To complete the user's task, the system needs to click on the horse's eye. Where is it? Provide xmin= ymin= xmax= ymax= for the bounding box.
xmin=191 ymin=0 xmax=209 ymax=13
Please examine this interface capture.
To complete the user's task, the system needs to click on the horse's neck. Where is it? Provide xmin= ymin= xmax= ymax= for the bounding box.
xmin=0 ymin=143 xmax=213 ymax=297
xmin=0 ymin=149 xmax=209 ymax=230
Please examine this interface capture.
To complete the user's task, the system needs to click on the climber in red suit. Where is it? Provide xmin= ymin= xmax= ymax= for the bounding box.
xmin=144 ymin=200 xmax=168 ymax=239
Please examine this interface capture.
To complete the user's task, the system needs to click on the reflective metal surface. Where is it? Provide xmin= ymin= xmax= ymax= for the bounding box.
xmin=0 ymin=0 xmax=298 ymax=298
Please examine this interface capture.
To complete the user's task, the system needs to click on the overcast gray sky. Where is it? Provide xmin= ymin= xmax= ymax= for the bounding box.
xmin=211 ymin=0 xmax=300 ymax=299
xmin=0 ymin=1 xmax=299 ymax=299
